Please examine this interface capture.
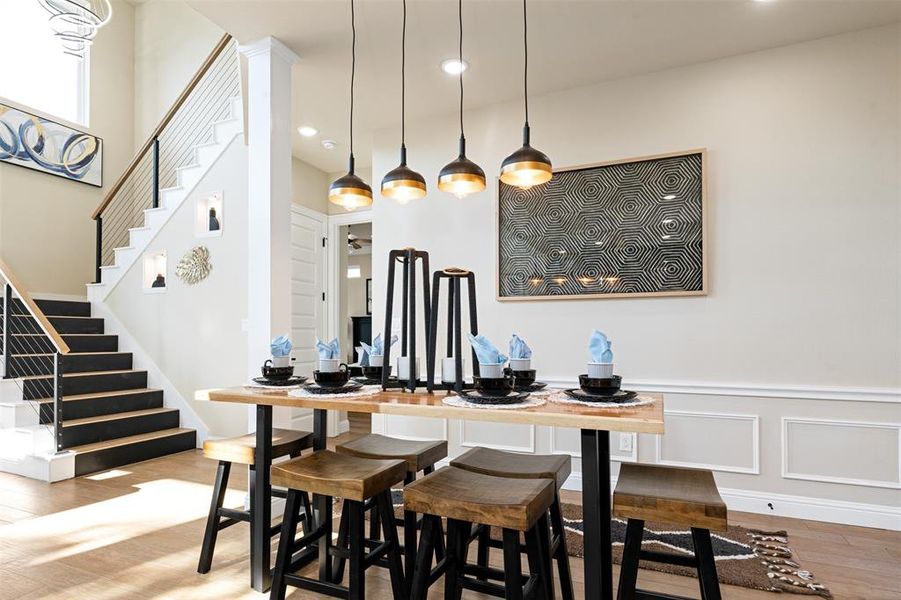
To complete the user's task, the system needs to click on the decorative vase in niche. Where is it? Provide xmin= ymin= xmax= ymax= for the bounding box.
xmin=209 ymin=207 xmax=220 ymax=232
xmin=152 ymin=274 xmax=166 ymax=288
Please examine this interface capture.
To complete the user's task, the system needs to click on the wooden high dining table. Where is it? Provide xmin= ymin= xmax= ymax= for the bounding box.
xmin=198 ymin=387 xmax=665 ymax=599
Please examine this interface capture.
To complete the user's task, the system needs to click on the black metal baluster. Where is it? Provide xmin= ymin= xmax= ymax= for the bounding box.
xmin=54 ymin=352 xmax=63 ymax=452
xmin=94 ymin=217 xmax=103 ymax=284
xmin=151 ymin=137 xmax=160 ymax=209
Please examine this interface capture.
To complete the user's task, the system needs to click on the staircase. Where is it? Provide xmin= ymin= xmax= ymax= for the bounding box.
xmin=2 ymin=297 xmax=195 ymax=477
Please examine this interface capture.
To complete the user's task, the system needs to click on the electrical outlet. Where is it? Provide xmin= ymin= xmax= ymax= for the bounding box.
xmin=618 ymin=434 xmax=634 ymax=453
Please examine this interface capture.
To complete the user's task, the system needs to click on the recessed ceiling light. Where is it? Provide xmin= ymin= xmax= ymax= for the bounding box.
xmin=441 ymin=58 xmax=468 ymax=75
xmin=298 ymin=125 xmax=318 ymax=137
xmin=321 ymin=139 xmax=337 ymax=150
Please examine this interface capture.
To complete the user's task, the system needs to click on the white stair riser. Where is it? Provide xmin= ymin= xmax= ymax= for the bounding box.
xmin=0 ymin=402 xmax=39 ymax=428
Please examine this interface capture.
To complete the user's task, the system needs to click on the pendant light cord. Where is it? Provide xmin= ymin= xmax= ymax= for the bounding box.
xmin=349 ymin=0 xmax=357 ymax=170
xmin=523 ymin=0 xmax=529 ymax=127
xmin=458 ymin=0 xmax=464 ymax=144
xmin=401 ymin=0 xmax=406 ymax=150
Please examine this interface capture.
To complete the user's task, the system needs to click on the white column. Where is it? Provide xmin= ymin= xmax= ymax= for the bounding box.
xmin=240 ymin=37 xmax=299 ymax=430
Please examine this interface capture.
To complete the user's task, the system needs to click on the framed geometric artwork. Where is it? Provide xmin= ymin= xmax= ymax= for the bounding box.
xmin=497 ymin=149 xmax=706 ymax=301
xmin=0 ymin=102 xmax=103 ymax=187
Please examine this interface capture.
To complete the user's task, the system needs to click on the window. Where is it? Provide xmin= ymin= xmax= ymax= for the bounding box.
xmin=0 ymin=0 xmax=90 ymax=125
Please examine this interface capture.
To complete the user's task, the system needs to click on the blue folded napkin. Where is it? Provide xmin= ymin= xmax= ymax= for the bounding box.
xmin=359 ymin=346 xmax=370 ymax=367
xmin=589 ymin=330 xmax=613 ymax=363
xmin=508 ymin=334 xmax=532 ymax=359
xmin=363 ymin=333 xmax=397 ymax=357
xmin=315 ymin=337 xmax=340 ymax=359
xmin=271 ymin=335 xmax=292 ymax=358
xmin=468 ymin=334 xmax=508 ymax=365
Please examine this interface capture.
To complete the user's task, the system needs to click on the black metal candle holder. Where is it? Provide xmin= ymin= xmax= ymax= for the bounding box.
xmin=426 ymin=267 xmax=480 ymax=393
xmin=382 ymin=248 xmax=431 ymax=392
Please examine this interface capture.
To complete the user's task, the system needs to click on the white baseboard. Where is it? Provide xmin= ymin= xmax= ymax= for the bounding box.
xmin=560 ymin=472 xmax=900 ymax=531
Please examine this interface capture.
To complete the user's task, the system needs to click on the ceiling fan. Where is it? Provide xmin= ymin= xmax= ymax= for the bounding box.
xmin=347 ymin=230 xmax=372 ymax=250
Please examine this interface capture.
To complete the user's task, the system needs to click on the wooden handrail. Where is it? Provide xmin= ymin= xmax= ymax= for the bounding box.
xmin=91 ymin=33 xmax=234 ymax=220
xmin=0 ymin=258 xmax=70 ymax=354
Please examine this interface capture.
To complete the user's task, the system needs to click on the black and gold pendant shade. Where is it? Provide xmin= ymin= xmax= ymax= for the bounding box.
xmin=382 ymin=146 xmax=426 ymax=203
xmin=500 ymin=124 xmax=552 ymax=189
xmin=329 ymin=156 xmax=373 ymax=210
xmin=438 ymin=137 xmax=486 ymax=199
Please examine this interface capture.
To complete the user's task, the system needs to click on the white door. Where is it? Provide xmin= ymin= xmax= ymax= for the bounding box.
xmin=280 ymin=206 xmax=326 ymax=432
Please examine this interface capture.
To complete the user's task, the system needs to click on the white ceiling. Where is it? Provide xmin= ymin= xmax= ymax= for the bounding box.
xmin=189 ymin=0 xmax=901 ymax=173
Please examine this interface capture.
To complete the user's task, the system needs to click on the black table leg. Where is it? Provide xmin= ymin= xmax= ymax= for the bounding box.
xmin=581 ymin=429 xmax=612 ymax=600
xmin=251 ymin=404 xmax=273 ymax=592
xmin=313 ymin=409 xmax=333 ymax=583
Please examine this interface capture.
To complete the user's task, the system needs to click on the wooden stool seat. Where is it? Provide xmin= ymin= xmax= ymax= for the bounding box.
xmin=336 ymin=433 xmax=448 ymax=473
xmin=450 ymin=447 xmax=571 ymax=488
xmin=613 ymin=463 xmax=727 ymax=531
xmin=405 ymin=466 xmax=554 ymax=531
xmin=271 ymin=450 xmax=407 ymax=501
xmin=203 ymin=428 xmax=313 ymax=465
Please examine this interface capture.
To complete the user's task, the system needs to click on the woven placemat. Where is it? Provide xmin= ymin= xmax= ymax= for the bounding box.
xmin=288 ymin=385 xmax=383 ymax=399
xmin=548 ymin=391 xmax=656 ymax=408
xmin=442 ymin=394 xmax=546 ymax=410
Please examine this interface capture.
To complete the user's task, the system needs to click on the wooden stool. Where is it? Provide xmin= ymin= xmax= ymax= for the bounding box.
xmin=451 ymin=447 xmax=575 ymax=600
xmin=613 ymin=463 xmax=727 ymax=600
xmin=405 ymin=467 xmax=556 ymax=600
xmin=269 ymin=450 xmax=408 ymax=600
xmin=197 ymin=428 xmax=313 ymax=574
xmin=335 ymin=433 xmax=448 ymax=589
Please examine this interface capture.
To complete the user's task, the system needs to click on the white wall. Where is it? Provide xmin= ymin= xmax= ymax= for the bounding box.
xmin=0 ymin=0 xmax=135 ymax=295
xmin=370 ymin=24 xmax=901 ymax=525
xmin=292 ymin=157 xmax=330 ymax=214
xmin=106 ymin=137 xmax=249 ymax=438
xmin=133 ymin=1 xmax=225 ymax=146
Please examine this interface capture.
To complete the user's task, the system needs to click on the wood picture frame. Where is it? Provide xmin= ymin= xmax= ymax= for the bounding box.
xmin=496 ymin=148 xmax=708 ymax=302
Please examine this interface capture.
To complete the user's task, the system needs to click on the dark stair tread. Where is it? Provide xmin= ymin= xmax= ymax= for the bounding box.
xmin=71 ymin=427 xmax=195 ymax=455
xmin=28 ymin=387 xmax=163 ymax=404
xmin=62 ymin=407 xmax=178 ymax=428
xmin=18 ymin=369 xmax=142 ymax=380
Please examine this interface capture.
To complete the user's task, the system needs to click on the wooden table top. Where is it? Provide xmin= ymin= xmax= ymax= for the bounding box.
xmin=197 ymin=387 xmax=665 ymax=434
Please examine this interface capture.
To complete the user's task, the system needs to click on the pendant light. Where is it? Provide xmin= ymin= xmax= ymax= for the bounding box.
xmin=499 ymin=0 xmax=552 ymax=189
xmin=329 ymin=0 xmax=373 ymax=211
xmin=381 ymin=0 xmax=427 ymax=204
xmin=437 ymin=0 xmax=486 ymax=199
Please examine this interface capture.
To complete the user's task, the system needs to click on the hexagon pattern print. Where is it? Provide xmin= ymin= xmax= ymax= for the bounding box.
xmin=498 ymin=151 xmax=705 ymax=299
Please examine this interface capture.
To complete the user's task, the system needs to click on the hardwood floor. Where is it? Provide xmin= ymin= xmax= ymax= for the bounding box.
xmin=0 ymin=448 xmax=897 ymax=600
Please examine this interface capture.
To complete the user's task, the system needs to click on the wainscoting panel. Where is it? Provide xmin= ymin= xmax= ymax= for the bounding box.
xmin=782 ymin=418 xmax=901 ymax=489
xmin=460 ymin=421 xmax=536 ymax=453
xmin=381 ymin=415 xmax=448 ymax=442
xmin=549 ymin=426 xmax=637 ymax=462
xmin=655 ymin=410 xmax=760 ymax=474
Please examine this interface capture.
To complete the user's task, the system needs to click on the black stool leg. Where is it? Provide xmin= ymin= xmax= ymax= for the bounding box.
xmin=379 ymin=491 xmax=407 ymax=600
xmin=402 ymin=472 xmax=417 ymax=593
xmin=525 ymin=519 xmax=552 ymax=600
xmin=347 ymin=499 xmax=366 ymax=600
xmin=692 ymin=528 xmax=722 ymax=600
xmin=444 ymin=519 xmax=468 ymax=600
xmin=617 ymin=519 xmax=645 ymax=600
xmin=549 ymin=494 xmax=574 ymax=600
xmin=269 ymin=489 xmax=301 ymax=600
xmin=475 ymin=525 xmax=491 ymax=581
xmin=197 ymin=460 xmax=231 ymax=574
xmin=370 ymin=501 xmax=382 ymax=540
xmin=332 ymin=503 xmax=350 ymax=583
xmin=536 ymin=514 xmax=556 ymax=600
xmin=411 ymin=514 xmax=438 ymax=600
xmin=502 ymin=528 xmax=525 ymax=600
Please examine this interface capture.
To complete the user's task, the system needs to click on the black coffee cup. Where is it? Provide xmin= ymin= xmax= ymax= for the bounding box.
xmin=314 ymin=368 xmax=350 ymax=388
xmin=508 ymin=368 xmax=536 ymax=387
xmin=474 ymin=375 xmax=515 ymax=397
xmin=362 ymin=365 xmax=392 ymax=379
xmin=579 ymin=374 xmax=622 ymax=395
xmin=262 ymin=360 xmax=294 ymax=381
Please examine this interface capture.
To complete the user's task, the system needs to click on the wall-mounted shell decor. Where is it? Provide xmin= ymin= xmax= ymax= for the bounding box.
xmin=175 ymin=246 xmax=212 ymax=285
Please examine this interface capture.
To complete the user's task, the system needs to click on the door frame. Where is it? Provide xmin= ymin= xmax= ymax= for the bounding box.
xmin=325 ymin=209 xmax=373 ymax=344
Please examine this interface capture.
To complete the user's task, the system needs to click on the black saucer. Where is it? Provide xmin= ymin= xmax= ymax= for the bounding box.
xmin=458 ymin=389 xmax=531 ymax=405
xmin=252 ymin=376 xmax=307 ymax=387
xmin=514 ymin=381 xmax=548 ymax=392
xmin=303 ymin=382 xmax=363 ymax=395
xmin=563 ymin=389 xmax=637 ymax=403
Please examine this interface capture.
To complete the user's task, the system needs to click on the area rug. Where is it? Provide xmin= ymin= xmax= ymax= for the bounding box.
xmin=365 ymin=493 xmax=832 ymax=598
xmin=558 ymin=503 xmax=833 ymax=598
